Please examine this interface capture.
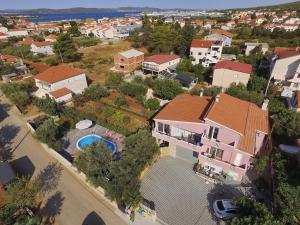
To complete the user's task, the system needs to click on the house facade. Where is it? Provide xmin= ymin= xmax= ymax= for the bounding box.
xmin=34 ymin=65 xmax=88 ymax=102
xmin=114 ymin=49 xmax=144 ymax=73
xmin=142 ymin=55 xmax=180 ymax=75
xmin=152 ymin=93 xmax=269 ymax=182
xmin=190 ymin=39 xmax=223 ymax=67
xmin=205 ymin=29 xmax=233 ymax=47
xmin=245 ymin=43 xmax=269 ymax=56
xmin=212 ymin=61 xmax=252 ymax=89
xmin=7 ymin=28 xmax=28 ymax=37
xmin=31 ymin=41 xmax=54 ymax=55
xmin=270 ymin=47 xmax=300 ymax=97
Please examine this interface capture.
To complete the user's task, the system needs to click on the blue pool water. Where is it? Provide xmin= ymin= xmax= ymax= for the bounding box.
xmin=76 ymin=134 xmax=116 ymax=153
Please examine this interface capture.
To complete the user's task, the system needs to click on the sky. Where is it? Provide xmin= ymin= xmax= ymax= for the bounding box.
xmin=0 ymin=0 xmax=296 ymax=10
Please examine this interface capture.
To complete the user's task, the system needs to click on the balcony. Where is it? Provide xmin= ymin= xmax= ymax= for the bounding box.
xmin=152 ymin=130 xmax=202 ymax=151
xmin=201 ymin=134 xmax=236 ymax=152
xmin=143 ymin=64 xmax=159 ymax=72
xmin=198 ymin=151 xmax=247 ymax=175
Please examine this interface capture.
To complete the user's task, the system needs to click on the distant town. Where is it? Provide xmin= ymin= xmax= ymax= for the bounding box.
xmin=0 ymin=1 xmax=299 ymax=225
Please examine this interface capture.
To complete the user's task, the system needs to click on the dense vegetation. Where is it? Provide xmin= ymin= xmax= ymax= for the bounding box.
xmin=75 ymin=129 xmax=160 ymax=206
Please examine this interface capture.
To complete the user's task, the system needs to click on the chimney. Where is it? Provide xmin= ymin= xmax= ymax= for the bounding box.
xmin=199 ymin=88 xmax=204 ymax=97
xmin=215 ymin=94 xmax=220 ymax=102
xmin=261 ymin=99 xmax=269 ymax=111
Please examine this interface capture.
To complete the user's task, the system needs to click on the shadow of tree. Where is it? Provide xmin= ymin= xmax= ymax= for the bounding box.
xmin=0 ymin=102 xmax=11 ymax=122
xmin=206 ymin=183 xmax=244 ymax=225
xmin=82 ymin=211 xmax=106 ymax=225
xmin=42 ymin=191 xmax=65 ymax=225
xmin=0 ymin=125 xmax=20 ymax=162
xmin=35 ymin=162 xmax=63 ymax=196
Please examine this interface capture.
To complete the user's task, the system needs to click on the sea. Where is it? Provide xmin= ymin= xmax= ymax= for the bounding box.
xmin=25 ymin=12 xmax=141 ymax=23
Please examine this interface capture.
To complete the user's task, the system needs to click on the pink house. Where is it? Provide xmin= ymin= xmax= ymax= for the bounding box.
xmin=152 ymin=93 xmax=270 ymax=182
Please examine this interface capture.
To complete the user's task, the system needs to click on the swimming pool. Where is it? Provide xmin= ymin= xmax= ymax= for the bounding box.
xmin=76 ymin=134 xmax=116 ymax=153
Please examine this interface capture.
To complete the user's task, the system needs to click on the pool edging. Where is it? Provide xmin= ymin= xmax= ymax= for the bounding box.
xmin=76 ymin=134 xmax=117 ymax=153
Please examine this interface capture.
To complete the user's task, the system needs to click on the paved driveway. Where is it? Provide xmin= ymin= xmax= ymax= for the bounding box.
xmin=141 ymin=156 xmax=225 ymax=225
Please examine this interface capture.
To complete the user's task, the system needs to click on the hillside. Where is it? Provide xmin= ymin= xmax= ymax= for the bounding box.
xmin=233 ymin=0 xmax=300 ymax=11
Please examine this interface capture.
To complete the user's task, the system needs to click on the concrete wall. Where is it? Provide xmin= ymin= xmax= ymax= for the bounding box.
xmin=212 ymin=68 xmax=250 ymax=89
xmin=31 ymin=44 xmax=54 ymax=55
xmin=114 ymin=53 xmax=144 ymax=73
xmin=35 ymin=73 xmax=88 ymax=94
xmin=271 ymin=55 xmax=300 ymax=81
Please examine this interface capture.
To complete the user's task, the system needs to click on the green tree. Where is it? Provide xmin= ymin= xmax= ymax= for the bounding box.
xmin=225 ymin=83 xmax=264 ymax=106
xmin=247 ymin=75 xmax=267 ymax=92
xmin=105 ymin=72 xmax=124 ymax=89
xmin=5 ymin=177 xmax=39 ymax=209
xmin=53 ymin=33 xmax=81 ymax=62
xmin=68 ymin=21 xmax=81 ymax=36
xmin=228 ymin=197 xmax=278 ymax=225
xmin=254 ymin=155 xmax=269 ymax=172
xmin=153 ymin=79 xmax=183 ymax=100
xmin=119 ymin=82 xmax=147 ymax=98
xmin=83 ymin=83 xmax=109 ymax=101
xmin=35 ymin=119 xmax=62 ymax=151
xmin=106 ymin=129 xmax=159 ymax=206
xmin=33 ymin=95 xmax=60 ymax=116
xmin=144 ymin=98 xmax=160 ymax=111
xmin=75 ymin=142 xmax=112 ymax=187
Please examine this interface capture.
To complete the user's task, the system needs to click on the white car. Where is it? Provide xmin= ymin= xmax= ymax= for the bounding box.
xmin=213 ymin=199 xmax=239 ymax=220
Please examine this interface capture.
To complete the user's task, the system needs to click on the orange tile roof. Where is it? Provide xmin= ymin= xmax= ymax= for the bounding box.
xmin=35 ymin=65 xmax=83 ymax=84
xmin=49 ymin=87 xmax=72 ymax=98
xmin=155 ymin=94 xmax=213 ymax=123
xmin=274 ymin=47 xmax=300 ymax=59
xmin=18 ymin=37 xmax=33 ymax=45
xmin=297 ymin=91 xmax=300 ymax=109
xmin=154 ymin=93 xmax=269 ymax=154
xmin=0 ymin=53 xmax=18 ymax=64
xmin=211 ymin=29 xmax=234 ymax=38
xmin=32 ymin=41 xmax=53 ymax=47
xmin=46 ymin=34 xmax=58 ymax=39
xmin=29 ymin=63 xmax=50 ymax=73
xmin=191 ymin=39 xmax=214 ymax=48
xmin=215 ymin=61 xmax=253 ymax=74
xmin=144 ymin=55 xmax=179 ymax=65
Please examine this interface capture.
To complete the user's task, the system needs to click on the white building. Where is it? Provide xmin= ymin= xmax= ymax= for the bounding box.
xmin=142 ymin=55 xmax=180 ymax=75
xmin=245 ymin=42 xmax=269 ymax=56
xmin=270 ymin=47 xmax=300 ymax=98
xmin=34 ymin=65 xmax=88 ymax=102
xmin=31 ymin=42 xmax=54 ymax=55
xmin=190 ymin=39 xmax=223 ymax=67
xmin=7 ymin=28 xmax=28 ymax=37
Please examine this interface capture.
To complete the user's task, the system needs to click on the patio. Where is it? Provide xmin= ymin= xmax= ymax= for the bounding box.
xmin=61 ymin=124 xmax=124 ymax=156
xmin=141 ymin=156 xmax=246 ymax=225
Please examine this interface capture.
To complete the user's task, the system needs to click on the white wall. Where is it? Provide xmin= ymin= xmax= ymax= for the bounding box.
xmin=31 ymin=44 xmax=54 ymax=55
xmin=212 ymin=69 xmax=250 ymax=89
xmin=7 ymin=30 xmax=28 ymax=37
xmin=190 ymin=44 xmax=223 ymax=67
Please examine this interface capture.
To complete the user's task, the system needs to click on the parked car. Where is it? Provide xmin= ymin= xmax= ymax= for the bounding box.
xmin=213 ymin=199 xmax=239 ymax=220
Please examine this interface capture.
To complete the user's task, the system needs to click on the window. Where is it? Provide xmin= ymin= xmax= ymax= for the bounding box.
xmin=213 ymin=127 xmax=219 ymax=139
xmin=158 ymin=122 xmax=163 ymax=133
xmin=215 ymin=148 xmax=224 ymax=159
xmin=209 ymin=147 xmax=224 ymax=159
xmin=120 ymin=65 xmax=125 ymax=69
xmin=164 ymin=124 xmax=170 ymax=135
xmin=198 ymin=52 xmax=202 ymax=55
xmin=190 ymin=52 xmax=193 ymax=55
xmin=193 ymin=151 xmax=199 ymax=158
xmin=208 ymin=127 xmax=214 ymax=138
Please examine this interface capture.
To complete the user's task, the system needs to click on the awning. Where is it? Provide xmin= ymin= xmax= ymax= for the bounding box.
xmin=75 ymin=120 xmax=93 ymax=130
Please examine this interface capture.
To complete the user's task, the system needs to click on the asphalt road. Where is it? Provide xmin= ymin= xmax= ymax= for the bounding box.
xmin=0 ymin=94 xmax=127 ymax=225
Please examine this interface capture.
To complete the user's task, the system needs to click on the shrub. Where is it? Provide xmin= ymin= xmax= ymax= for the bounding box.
xmin=105 ymin=72 xmax=124 ymax=89
xmin=83 ymin=83 xmax=109 ymax=101
xmin=45 ymin=56 xmax=60 ymax=66
xmin=153 ymin=79 xmax=183 ymax=100
xmin=144 ymin=98 xmax=160 ymax=111
xmin=114 ymin=94 xmax=128 ymax=107
xmin=119 ymin=82 xmax=147 ymax=98
xmin=102 ymin=107 xmax=115 ymax=117
xmin=33 ymin=95 xmax=60 ymax=116
xmin=75 ymin=37 xmax=99 ymax=47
